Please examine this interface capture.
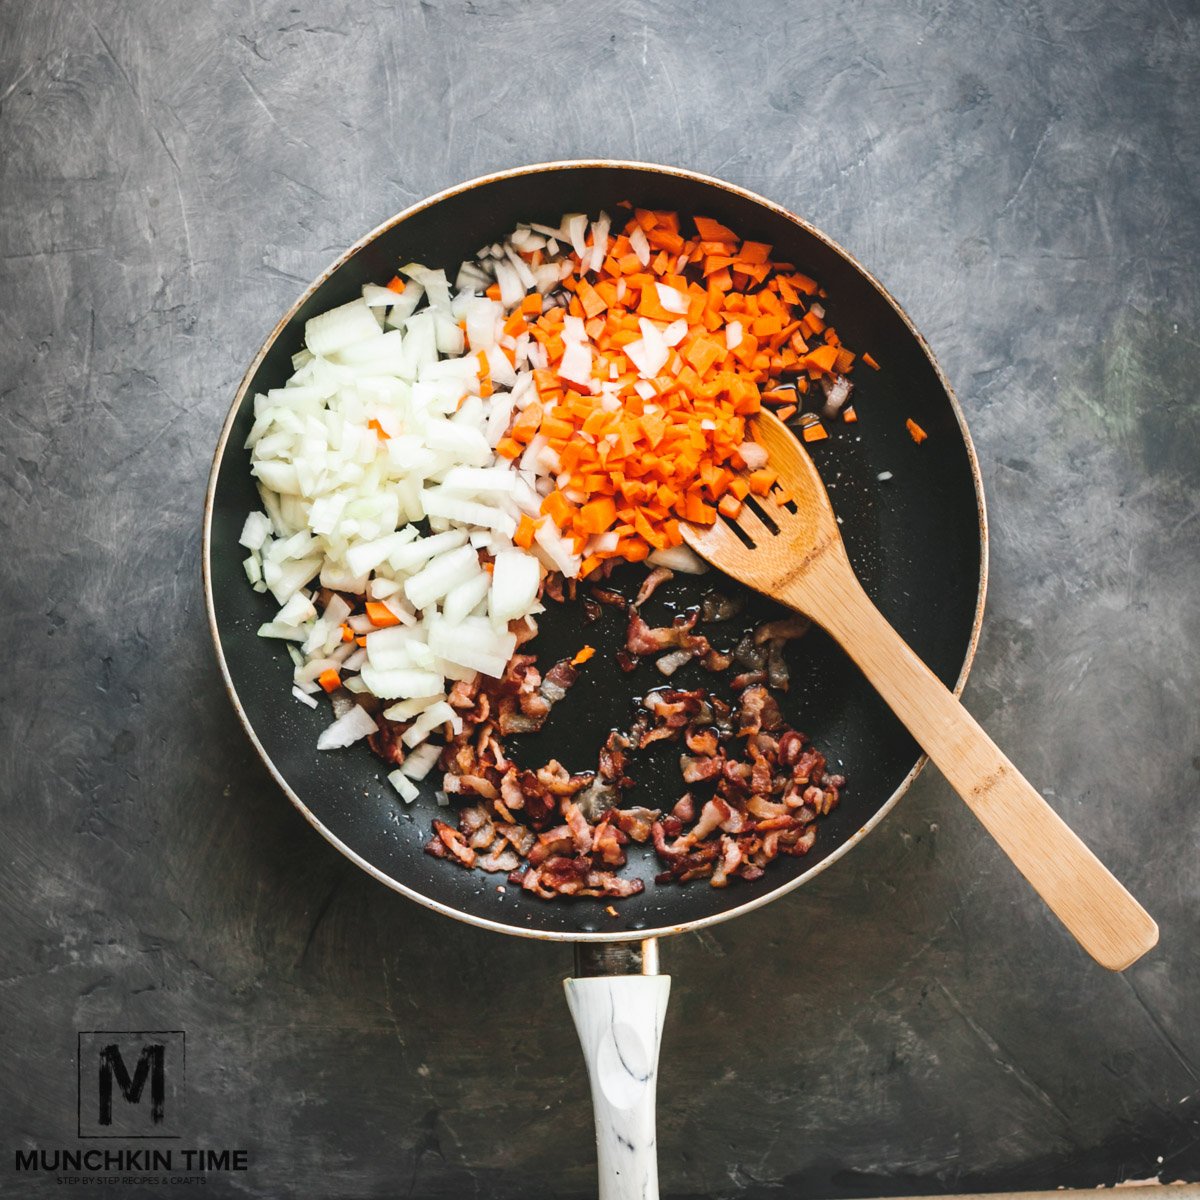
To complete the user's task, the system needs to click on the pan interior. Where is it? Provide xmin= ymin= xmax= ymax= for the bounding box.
xmin=206 ymin=164 xmax=985 ymax=940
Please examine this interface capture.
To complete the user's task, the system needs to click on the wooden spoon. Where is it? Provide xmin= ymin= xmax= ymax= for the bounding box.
xmin=681 ymin=410 xmax=1158 ymax=971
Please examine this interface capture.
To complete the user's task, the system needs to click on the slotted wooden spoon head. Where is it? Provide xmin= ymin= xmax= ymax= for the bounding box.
xmin=681 ymin=410 xmax=849 ymax=611
xmin=684 ymin=411 xmax=1160 ymax=973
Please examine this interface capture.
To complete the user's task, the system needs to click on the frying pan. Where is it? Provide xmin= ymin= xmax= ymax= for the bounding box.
xmin=203 ymin=161 xmax=987 ymax=1198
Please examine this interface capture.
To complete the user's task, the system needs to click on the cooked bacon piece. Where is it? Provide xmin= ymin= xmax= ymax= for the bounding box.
xmin=535 ymin=760 xmax=590 ymax=796
xmin=511 ymin=615 xmax=539 ymax=649
xmin=612 ymin=806 xmax=659 ymax=842
xmin=515 ymin=770 xmax=557 ymax=828
xmin=685 ymin=727 xmax=719 ymax=756
xmin=478 ymin=845 xmax=520 ymax=873
xmin=746 ymin=795 xmax=790 ymax=820
xmin=634 ymin=566 xmax=674 ymax=607
xmin=730 ymin=671 xmax=767 ymax=690
xmin=430 ymin=820 xmax=475 ymax=867
xmin=590 ymin=585 xmax=628 ymax=610
xmin=562 ymin=799 xmax=594 ymax=854
xmin=458 ymin=803 xmax=496 ymax=850
xmin=700 ymin=591 xmax=743 ymax=623
xmin=672 ymin=794 xmax=696 ymax=823
xmin=616 ymin=649 xmax=640 ymax=673
xmin=765 ymin=640 xmax=790 ymax=691
xmin=701 ymin=648 xmax=734 ymax=672
xmin=680 ymin=753 xmax=723 ymax=784
xmin=582 ymin=597 xmax=603 ymax=623
xmin=790 ymin=747 xmax=826 ymax=784
xmin=541 ymin=573 xmax=566 ymax=603
xmin=626 ymin=609 xmax=710 ymax=658
xmin=454 ymin=774 xmax=499 ymax=801
xmin=592 ymin=820 xmax=626 ymax=867
xmin=576 ymin=777 xmax=620 ymax=822
xmin=643 ymin=688 xmax=708 ymax=727
xmin=732 ymin=634 xmax=767 ymax=671
xmin=749 ymin=747 xmax=775 ymax=795
xmin=776 ymin=730 xmax=807 ymax=766
xmin=527 ymin=826 xmax=574 ymax=866
xmin=495 ymin=821 xmax=536 ymax=856
xmin=754 ymin=615 xmax=812 ymax=644
xmin=598 ymin=731 xmax=631 ymax=783
xmin=737 ymin=685 xmax=784 ymax=735
xmin=499 ymin=768 xmax=525 ymax=811
xmin=584 ymin=870 xmax=644 ymax=897
xmin=710 ymin=835 xmax=744 ymax=888
xmin=784 ymin=825 xmax=817 ymax=856
xmin=687 ymin=798 xmax=732 ymax=843
xmin=368 ymin=717 xmax=406 ymax=766
xmin=538 ymin=855 xmax=592 ymax=893
xmin=541 ymin=658 xmax=578 ymax=703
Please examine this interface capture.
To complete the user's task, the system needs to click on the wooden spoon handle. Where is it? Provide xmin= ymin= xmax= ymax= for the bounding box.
xmin=803 ymin=568 xmax=1158 ymax=971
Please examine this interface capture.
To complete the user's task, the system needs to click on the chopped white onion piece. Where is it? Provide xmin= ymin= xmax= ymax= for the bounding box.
xmin=399 ymin=741 xmax=442 ymax=780
xmin=316 ymin=704 xmax=377 ymax=750
xmin=387 ymin=769 xmax=420 ymax=802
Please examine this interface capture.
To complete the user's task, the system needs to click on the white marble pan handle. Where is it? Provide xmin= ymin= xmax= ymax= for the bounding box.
xmin=565 ymin=942 xmax=671 ymax=1200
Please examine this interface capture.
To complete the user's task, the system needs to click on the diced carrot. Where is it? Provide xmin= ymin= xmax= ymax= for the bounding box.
xmin=862 ymin=352 xmax=880 ymax=370
xmin=367 ymin=418 xmax=390 ymax=439
xmin=803 ymin=344 xmax=840 ymax=374
xmin=693 ymin=216 xmax=739 ymax=242
xmin=802 ymin=422 xmax=829 ymax=443
xmin=748 ymin=469 xmax=777 ymax=496
xmin=318 ymin=668 xmax=341 ymax=693
xmin=386 ymin=276 xmax=406 ymax=293
xmin=470 ymin=207 xmax=868 ymax=565
xmin=514 ymin=514 xmax=540 ymax=549
xmin=842 ymin=406 xmax=857 ymax=424
xmin=906 ymin=418 xmax=928 ymax=444
xmin=365 ymin=601 xmax=401 ymax=627
xmin=341 ymin=624 xmax=354 ymax=642
xmin=571 ymin=645 xmax=596 ymax=666
xmin=579 ymin=496 xmax=617 ymax=533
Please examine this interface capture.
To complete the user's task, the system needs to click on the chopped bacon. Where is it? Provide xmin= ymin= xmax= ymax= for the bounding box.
xmin=409 ymin=564 xmax=844 ymax=901
xmin=429 ymin=820 xmax=475 ymax=868
xmin=541 ymin=573 xmax=566 ymax=603
xmin=478 ymin=845 xmax=520 ymax=873
xmin=576 ymin=777 xmax=620 ymax=822
xmin=590 ymin=585 xmax=628 ymax=609
xmin=535 ymin=760 xmax=590 ymax=796
xmin=754 ymin=615 xmax=812 ymax=644
xmin=701 ymin=648 xmax=734 ymax=672
xmin=738 ymin=685 xmax=784 ymax=735
xmin=448 ymin=681 xmax=480 ymax=705
xmin=612 ymin=806 xmax=659 ymax=842
xmin=626 ymin=609 xmax=710 ymax=658
xmin=598 ymin=730 xmax=631 ymax=782
xmin=680 ymin=753 xmax=723 ymax=783
xmin=368 ymin=717 xmax=406 ymax=766
xmin=592 ymin=819 xmax=626 ymax=866
xmin=562 ymin=799 xmax=594 ymax=854
xmin=634 ymin=566 xmax=675 ymax=607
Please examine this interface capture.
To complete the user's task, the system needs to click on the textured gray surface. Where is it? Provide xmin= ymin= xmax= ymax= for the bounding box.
xmin=2 ymin=1 xmax=1199 ymax=1197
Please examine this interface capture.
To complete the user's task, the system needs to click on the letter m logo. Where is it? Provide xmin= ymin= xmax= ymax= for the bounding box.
xmin=78 ymin=1031 xmax=185 ymax=1138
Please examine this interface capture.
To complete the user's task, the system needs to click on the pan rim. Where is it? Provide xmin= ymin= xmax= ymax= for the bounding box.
xmin=202 ymin=158 xmax=989 ymax=943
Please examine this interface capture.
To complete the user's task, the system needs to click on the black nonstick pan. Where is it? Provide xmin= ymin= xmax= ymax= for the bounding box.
xmin=203 ymin=162 xmax=987 ymax=1196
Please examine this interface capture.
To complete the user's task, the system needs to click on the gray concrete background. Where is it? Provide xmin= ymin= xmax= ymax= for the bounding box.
xmin=2 ymin=1 xmax=1198 ymax=1196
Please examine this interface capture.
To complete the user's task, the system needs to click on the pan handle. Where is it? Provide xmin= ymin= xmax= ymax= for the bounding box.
xmin=564 ymin=939 xmax=670 ymax=1200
